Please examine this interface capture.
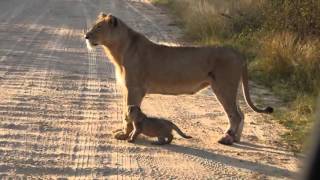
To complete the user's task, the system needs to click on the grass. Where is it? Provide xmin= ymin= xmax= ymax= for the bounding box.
xmin=276 ymin=95 xmax=316 ymax=152
xmin=151 ymin=0 xmax=320 ymax=153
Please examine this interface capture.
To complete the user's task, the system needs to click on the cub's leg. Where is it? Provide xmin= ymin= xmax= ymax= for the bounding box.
xmin=165 ymin=134 xmax=173 ymax=144
xmin=114 ymin=87 xmax=145 ymax=140
xmin=112 ymin=128 xmax=123 ymax=134
xmin=127 ymin=123 xmax=141 ymax=143
xmin=152 ymin=137 xmax=167 ymax=145
xmin=114 ymin=122 xmax=133 ymax=140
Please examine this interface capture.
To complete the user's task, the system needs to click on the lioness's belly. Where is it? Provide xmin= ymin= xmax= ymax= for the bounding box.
xmin=146 ymin=81 xmax=210 ymax=95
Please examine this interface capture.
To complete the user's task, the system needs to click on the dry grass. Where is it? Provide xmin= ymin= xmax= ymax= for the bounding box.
xmin=251 ymin=32 xmax=320 ymax=152
xmin=253 ymin=32 xmax=320 ymax=95
xmin=277 ymin=95 xmax=316 ymax=152
xmin=155 ymin=0 xmax=264 ymax=42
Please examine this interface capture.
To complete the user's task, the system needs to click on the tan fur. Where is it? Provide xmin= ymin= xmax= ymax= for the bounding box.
xmin=86 ymin=13 xmax=273 ymax=145
xmin=127 ymin=106 xmax=192 ymax=145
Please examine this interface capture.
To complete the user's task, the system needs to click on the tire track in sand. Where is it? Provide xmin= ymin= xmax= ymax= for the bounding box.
xmin=80 ymin=1 xmax=143 ymax=179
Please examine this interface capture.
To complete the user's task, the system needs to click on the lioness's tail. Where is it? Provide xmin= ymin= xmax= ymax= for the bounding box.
xmin=170 ymin=122 xmax=192 ymax=139
xmin=242 ymin=62 xmax=273 ymax=114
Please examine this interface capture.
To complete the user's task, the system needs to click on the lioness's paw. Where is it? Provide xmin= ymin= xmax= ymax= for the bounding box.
xmin=218 ymin=134 xmax=234 ymax=145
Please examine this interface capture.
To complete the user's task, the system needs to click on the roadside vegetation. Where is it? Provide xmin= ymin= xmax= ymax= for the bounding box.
xmin=151 ymin=0 xmax=320 ymax=153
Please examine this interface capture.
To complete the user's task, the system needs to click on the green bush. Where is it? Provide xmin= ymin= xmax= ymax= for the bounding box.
xmin=263 ymin=0 xmax=320 ymax=37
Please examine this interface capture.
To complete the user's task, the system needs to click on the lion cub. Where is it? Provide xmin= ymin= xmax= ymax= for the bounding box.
xmin=127 ymin=105 xmax=192 ymax=145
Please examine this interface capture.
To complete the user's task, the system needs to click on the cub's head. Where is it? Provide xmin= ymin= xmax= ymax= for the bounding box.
xmin=85 ymin=12 xmax=119 ymax=49
xmin=128 ymin=105 xmax=145 ymax=123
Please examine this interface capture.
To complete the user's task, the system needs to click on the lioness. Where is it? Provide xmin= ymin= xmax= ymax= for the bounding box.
xmin=127 ymin=105 xmax=192 ymax=145
xmin=85 ymin=13 xmax=273 ymax=145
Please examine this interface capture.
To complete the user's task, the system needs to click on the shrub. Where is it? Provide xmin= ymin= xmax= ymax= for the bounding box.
xmin=252 ymin=32 xmax=320 ymax=95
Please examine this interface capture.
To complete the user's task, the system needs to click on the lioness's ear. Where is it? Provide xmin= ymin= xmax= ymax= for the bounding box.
xmin=98 ymin=12 xmax=107 ymax=19
xmin=107 ymin=14 xmax=118 ymax=27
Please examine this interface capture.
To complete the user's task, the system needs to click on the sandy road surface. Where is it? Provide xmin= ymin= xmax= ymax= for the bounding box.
xmin=0 ymin=0 xmax=299 ymax=179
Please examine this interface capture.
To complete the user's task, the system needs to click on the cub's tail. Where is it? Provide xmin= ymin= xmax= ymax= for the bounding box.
xmin=171 ymin=122 xmax=192 ymax=139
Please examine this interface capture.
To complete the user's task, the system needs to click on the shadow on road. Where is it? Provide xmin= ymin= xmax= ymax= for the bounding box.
xmin=232 ymin=141 xmax=297 ymax=158
xmin=161 ymin=143 xmax=296 ymax=178
xmin=128 ymin=138 xmax=296 ymax=178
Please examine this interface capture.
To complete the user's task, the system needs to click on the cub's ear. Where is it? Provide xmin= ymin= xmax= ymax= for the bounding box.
xmin=128 ymin=105 xmax=140 ymax=113
xmin=128 ymin=106 xmax=132 ymax=113
xmin=98 ymin=12 xmax=107 ymax=19
xmin=128 ymin=105 xmax=135 ymax=113
xmin=107 ymin=14 xmax=118 ymax=27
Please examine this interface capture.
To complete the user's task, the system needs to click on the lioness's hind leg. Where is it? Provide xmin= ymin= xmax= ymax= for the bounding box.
xmin=235 ymin=108 xmax=244 ymax=142
xmin=210 ymin=74 xmax=243 ymax=145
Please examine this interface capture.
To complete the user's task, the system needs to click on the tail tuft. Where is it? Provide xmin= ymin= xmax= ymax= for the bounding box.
xmin=265 ymin=106 xmax=274 ymax=113
xmin=185 ymin=136 xmax=192 ymax=139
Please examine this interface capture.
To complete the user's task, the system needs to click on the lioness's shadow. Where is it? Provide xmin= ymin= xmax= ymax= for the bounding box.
xmin=135 ymin=140 xmax=296 ymax=178
xmin=232 ymin=141 xmax=298 ymax=158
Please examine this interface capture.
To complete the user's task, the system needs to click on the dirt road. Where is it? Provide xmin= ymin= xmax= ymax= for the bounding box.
xmin=0 ymin=0 xmax=299 ymax=179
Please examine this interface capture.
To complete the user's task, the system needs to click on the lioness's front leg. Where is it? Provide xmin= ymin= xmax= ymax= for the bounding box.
xmin=114 ymin=86 xmax=145 ymax=140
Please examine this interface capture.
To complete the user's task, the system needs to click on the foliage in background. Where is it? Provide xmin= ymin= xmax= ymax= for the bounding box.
xmin=263 ymin=0 xmax=320 ymax=37
xmin=152 ymin=0 xmax=320 ymax=152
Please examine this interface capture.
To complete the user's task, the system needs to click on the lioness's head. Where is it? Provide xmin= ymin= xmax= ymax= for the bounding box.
xmin=128 ymin=105 xmax=145 ymax=123
xmin=85 ymin=12 xmax=119 ymax=49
